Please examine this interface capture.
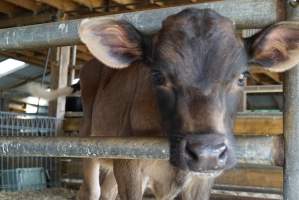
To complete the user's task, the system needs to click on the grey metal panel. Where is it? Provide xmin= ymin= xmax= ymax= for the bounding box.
xmin=13 ymin=65 xmax=43 ymax=77
xmin=0 ymin=0 xmax=281 ymax=50
xmin=0 ymin=65 xmax=44 ymax=90
xmin=0 ymin=136 xmax=283 ymax=166
xmin=0 ymin=76 xmax=18 ymax=88
xmin=284 ymin=3 xmax=299 ymax=199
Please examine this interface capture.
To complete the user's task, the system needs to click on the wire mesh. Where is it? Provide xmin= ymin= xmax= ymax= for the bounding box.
xmin=0 ymin=111 xmax=61 ymax=191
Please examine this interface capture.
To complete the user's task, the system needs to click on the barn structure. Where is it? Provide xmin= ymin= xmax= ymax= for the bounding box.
xmin=0 ymin=0 xmax=298 ymax=199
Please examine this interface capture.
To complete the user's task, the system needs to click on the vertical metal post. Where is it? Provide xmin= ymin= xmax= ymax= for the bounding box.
xmin=284 ymin=2 xmax=299 ymax=200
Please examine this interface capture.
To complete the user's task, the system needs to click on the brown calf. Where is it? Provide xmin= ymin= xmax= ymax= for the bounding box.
xmin=30 ymin=9 xmax=299 ymax=200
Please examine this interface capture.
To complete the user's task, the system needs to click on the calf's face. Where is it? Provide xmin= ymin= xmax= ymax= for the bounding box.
xmin=151 ymin=9 xmax=245 ymax=173
xmin=79 ymin=9 xmax=299 ymax=174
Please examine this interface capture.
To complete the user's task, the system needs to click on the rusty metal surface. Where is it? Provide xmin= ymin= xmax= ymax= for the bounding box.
xmin=0 ymin=0 xmax=280 ymax=50
xmin=0 ymin=136 xmax=283 ymax=166
xmin=283 ymin=3 xmax=299 ymax=200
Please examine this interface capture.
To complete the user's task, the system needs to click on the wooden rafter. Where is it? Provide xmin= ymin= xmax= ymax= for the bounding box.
xmin=0 ymin=52 xmax=46 ymax=67
xmin=251 ymin=68 xmax=282 ymax=84
xmin=36 ymin=0 xmax=80 ymax=12
xmin=113 ymin=0 xmax=145 ymax=9
xmin=216 ymin=166 xmax=282 ymax=189
xmin=0 ymin=12 xmax=55 ymax=28
xmin=72 ymin=0 xmax=105 ymax=9
xmin=4 ymin=0 xmax=43 ymax=13
xmin=0 ymin=1 xmax=24 ymax=17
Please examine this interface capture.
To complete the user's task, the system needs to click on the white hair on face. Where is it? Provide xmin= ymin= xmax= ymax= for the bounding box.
xmin=25 ymin=83 xmax=73 ymax=101
xmin=212 ymin=108 xmax=227 ymax=134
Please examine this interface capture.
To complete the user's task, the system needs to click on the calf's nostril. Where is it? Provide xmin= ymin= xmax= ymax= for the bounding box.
xmin=185 ymin=143 xmax=198 ymax=161
xmin=218 ymin=145 xmax=227 ymax=160
xmin=216 ymin=144 xmax=228 ymax=168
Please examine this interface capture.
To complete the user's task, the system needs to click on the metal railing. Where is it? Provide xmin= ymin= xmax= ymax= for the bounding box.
xmin=0 ymin=112 xmax=61 ymax=191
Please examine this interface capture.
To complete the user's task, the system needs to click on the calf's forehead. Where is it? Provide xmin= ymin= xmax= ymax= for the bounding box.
xmin=161 ymin=8 xmax=234 ymax=34
xmin=154 ymin=8 xmax=247 ymax=87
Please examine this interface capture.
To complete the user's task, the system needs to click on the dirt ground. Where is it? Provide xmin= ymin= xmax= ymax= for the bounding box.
xmin=0 ymin=188 xmax=77 ymax=200
xmin=0 ymin=188 xmax=157 ymax=200
xmin=0 ymin=189 xmax=276 ymax=200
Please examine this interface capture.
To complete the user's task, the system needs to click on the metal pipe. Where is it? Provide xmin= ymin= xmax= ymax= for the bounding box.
xmin=0 ymin=0 xmax=282 ymax=50
xmin=283 ymin=2 xmax=299 ymax=200
xmin=0 ymin=136 xmax=283 ymax=166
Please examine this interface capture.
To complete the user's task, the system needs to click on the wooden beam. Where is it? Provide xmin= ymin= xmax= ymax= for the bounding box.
xmin=215 ymin=166 xmax=283 ymax=189
xmin=0 ymin=52 xmax=44 ymax=66
xmin=49 ymin=47 xmax=70 ymax=135
xmin=263 ymin=71 xmax=281 ymax=84
xmin=89 ymin=0 xmax=105 ymax=7
xmin=0 ymin=49 xmax=58 ymax=68
xmin=0 ymin=1 xmax=24 ymax=17
xmin=113 ymin=0 xmax=144 ymax=9
xmin=0 ymin=12 xmax=55 ymax=28
xmin=77 ymin=52 xmax=93 ymax=61
xmin=37 ymin=0 xmax=79 ymax=11
xmin=211 ymin=196 xmax=280 ymax=200
xmin=211 ymin=192 xmax=281 ymax=200
xmin=5 ymin=0 xmax=43 ymax=13
xmin=72 ymin=0 xmax=104 ymax=9
xmin=251 ymin=67 xmax=282 ymax=84
xmin=234 ymin=115 xmax=282 ymax=135
xmin=245 ymin=85 xmax=282 ymax=93
xmin=64 ymin=114 xmax=283 ymax=136
xmin=77 ymin=45 xmax=89 ymax=53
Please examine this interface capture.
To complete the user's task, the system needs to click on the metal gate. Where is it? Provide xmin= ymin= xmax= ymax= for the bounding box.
xmin=0 ymin=112 xmax=60 ymax=191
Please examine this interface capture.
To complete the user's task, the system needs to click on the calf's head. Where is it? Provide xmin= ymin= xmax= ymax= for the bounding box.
xmin=80 ymin=9 xmax=299 ymax=174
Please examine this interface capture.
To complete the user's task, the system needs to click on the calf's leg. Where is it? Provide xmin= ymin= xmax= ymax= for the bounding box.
xmin=100 ymin=168 xmax=118 ymax=200
xmin=77 ymin=60 xmax=102 ymax=200
xmin=78 ymin=159 xmax=101 ymax=200
xmin=113 ymin=159 xmax=143 ymax=200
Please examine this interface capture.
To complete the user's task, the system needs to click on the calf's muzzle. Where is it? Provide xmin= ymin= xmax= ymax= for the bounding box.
xmin=170 ymin=133 xmax=232 ymax=173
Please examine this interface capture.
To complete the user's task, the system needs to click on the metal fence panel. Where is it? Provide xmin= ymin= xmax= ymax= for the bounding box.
xmin=0 ymin=112 xmax=61 ymax=191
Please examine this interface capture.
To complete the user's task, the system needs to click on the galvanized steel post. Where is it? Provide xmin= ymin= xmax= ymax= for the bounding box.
xmin=284 ymin=1 xmax=299 ymax=200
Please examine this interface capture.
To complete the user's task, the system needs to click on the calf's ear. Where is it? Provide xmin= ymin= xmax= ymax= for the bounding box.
xmin=79 ymin=19 xmax=143 ymax=69
xmin=244 ymin=22 xmax=299 ymax=72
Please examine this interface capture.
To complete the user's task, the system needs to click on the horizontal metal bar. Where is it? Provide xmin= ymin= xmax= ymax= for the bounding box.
xmin=0 ymin=0 xmax=281 ymax=50
xmin=0 ymin=136 xmax=283 ymax=166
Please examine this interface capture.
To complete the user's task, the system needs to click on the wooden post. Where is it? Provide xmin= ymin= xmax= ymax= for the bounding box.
xmin=68 ymin=45 xmax=77 ymax=85
xmin=48 ymin=46 xmax=70 ymax=187
xmin=48 ymin=46 xmax=70 ymax=134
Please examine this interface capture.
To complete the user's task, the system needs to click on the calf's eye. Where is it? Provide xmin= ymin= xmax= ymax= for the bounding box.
xmin=238 ymin=71 xmax=250 ymax=87
xmin=151 ymin=70 xmax=166 ymax=86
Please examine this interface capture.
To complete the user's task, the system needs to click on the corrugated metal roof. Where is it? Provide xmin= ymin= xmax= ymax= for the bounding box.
xmin=0 ymin=64 xmax=46 ymax=90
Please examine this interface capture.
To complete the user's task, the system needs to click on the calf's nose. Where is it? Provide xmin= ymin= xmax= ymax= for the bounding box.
xmin=185 ymin=142 xmax=228 ymax=171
